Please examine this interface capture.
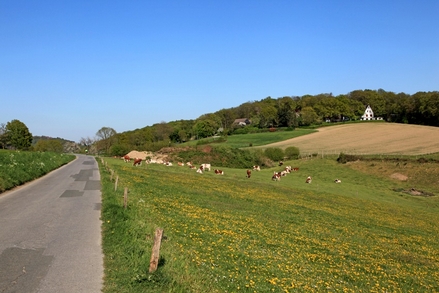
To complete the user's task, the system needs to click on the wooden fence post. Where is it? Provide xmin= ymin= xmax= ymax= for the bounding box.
xmin=149 ymin=228 xmax=164 ymax=273
xmin=110 ymin=169 xmax=114 ymax=181
xmin=123 ymin=187 xmax=128 ymax=209
xmin=115 ymin=176 xmax=119 ymax=191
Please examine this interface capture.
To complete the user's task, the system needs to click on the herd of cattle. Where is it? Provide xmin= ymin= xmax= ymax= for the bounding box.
xmin=120 ymin=155 xmax=341 ymax=184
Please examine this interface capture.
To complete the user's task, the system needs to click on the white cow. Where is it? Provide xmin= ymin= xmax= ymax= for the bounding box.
xmin=201 ymin=163 xmax=211 ymax=171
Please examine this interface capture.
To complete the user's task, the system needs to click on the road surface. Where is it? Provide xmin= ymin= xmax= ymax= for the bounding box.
xmin=0 ymin=155 xmax=103 ymax=293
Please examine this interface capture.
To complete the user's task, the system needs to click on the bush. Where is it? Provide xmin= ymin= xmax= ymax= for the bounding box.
xmin=264 ymin=148 xmax=284 ymax=161
xmin=337 ymin=153 xmax=361 ymax=164
xmin=284 ymin=146 xmax=300 ymax=160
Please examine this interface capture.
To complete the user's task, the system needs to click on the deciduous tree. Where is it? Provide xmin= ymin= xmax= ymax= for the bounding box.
xmin=5 ymin=119 xmax=33 ymax=150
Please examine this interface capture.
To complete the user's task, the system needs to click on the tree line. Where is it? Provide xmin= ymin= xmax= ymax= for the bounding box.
xmin=1 ymin=89 xmax=438 ymax=153
xmin=88 ymin=89 xmax=438 ymax=156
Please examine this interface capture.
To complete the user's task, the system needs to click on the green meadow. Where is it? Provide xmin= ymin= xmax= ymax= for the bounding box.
xmin=99 ymin=153 xmax=439 ymax=293
xmin=183 ymin=128 xmax=317 ymax=148
xmin=0 ymin=150 xmax=75 ymax=193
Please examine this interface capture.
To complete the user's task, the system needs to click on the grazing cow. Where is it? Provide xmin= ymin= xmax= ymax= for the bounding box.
xmin=122 ymin=155 xmax=130 ymax=163
xmin=272 ymin=173 xmax=281 ymax=181
xmin=201 ymin=163 xmax=211 ymax=171
xmin=252 ymin=165 xmax=261 ymax=171
xmin=292 ymin=167 xmax=299 ymax=172
xmin=334 ymin=179 xmax=341 ymax=183
xmin=196 ymin=165 xmax=204 ymax=174
xmin=246 ymin=169 xmax=252 ymax=178
xmin=305 ymin=176 xmax=312 ymax=183
xmin=214 ymin=169 xmax=224 ymax=175
xmin=133 ymin=158 xmax=142 ymax=166
xmin=186 ymin=161 xmax=193 ymax=167
xmin=284 ymin=166 xmax=292 ymax=173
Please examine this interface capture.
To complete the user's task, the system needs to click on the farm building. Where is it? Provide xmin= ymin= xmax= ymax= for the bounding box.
xmin=361 ymin=105 xmax=374 ymax=120
xmin=233 ymin=118 xmax=251 ymax=126
xmin=361 ymin=105 xmax=383 ymax=121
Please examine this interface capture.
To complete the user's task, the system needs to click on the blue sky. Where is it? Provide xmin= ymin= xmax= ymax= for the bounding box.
xmin=1 ymin=1 xmax=438 ymax=142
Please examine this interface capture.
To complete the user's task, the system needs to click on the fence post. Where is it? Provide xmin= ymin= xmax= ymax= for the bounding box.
xmin=123 ymin=187 xmax=128 ymax=209
xmin=149 ymin=228 xmax=164 ymax=273
xmin=115 ymin=176 xmax=119 ymax=191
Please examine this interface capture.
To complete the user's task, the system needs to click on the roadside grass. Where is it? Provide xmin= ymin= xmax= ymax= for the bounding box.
xmin=99 ymin=156 xmax=439 ymax=293
xmin=181 ymin=129 xmax=316 ymax=148
xmin=0 ymin=150 xmax=75 ymax=193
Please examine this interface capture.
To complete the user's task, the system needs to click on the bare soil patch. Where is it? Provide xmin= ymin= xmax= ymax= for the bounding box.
xmin=390 ymin=173 xmax=408 ymax=181
xmin=262 ymin=123 xmax=439 ymax=155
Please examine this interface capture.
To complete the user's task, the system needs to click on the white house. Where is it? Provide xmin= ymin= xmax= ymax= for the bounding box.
xmin=361 ymin=105 xmax=374 ymax=120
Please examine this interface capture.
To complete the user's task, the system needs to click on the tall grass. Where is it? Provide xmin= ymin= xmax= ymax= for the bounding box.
xmin=0 ymin=150 xmax=75 ymax=193
xmin=100 ymin=157 xmax=439 ymax=293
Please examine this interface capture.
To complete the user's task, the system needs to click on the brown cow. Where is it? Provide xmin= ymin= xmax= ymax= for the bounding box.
xmin=246 ymin=169 xmax=252 ymax=178
xmin=272 ymin=173 xmax=281 ymax=181
xmin=305 ymin=176 xmax=312 ymax=183
xmin=252 ymin=165 xmax=261 ymax=171
xmin=122 ymin=155 xmax=130 ymax=163
xmin=214 ymin=169 xmax=224 ymax=175
xmin=133 ymin=158 xmax=142 ymax=166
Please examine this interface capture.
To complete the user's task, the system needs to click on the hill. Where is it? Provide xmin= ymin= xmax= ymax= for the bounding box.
xmin=260 ymin=122 xmax=439 ymax=155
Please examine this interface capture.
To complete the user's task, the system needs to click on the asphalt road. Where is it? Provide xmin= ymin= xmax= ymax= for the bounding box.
xmin=0 ymin=155 xmax=103 ymax=293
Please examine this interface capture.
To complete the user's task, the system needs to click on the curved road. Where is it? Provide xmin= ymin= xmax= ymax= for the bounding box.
xmin=0 ymin=155 xmax=103 ymax=293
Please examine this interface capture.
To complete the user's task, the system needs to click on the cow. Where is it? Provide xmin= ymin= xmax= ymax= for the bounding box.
xmin=246 ymin=169 xmax=252 ymax=178
xmin=214 ymin=169 xmax=224 ymax=175
xmin=284 ymin=166 xmax=292 ymax=173
xmin=252 ymin=165 xmax=261 ymax=171
xmin=292 ymin=167 xmax=299 ymax=172
xmin=122 ymin=155 xmax=130 ymax=163
xmin=334 ymin=179 xmax=341 ymax=183
xmin=272 ymin=173 xmax=281 ymax=181
xmin=305 ymin=176 xmax=312 ymax=183
xmin=201 ymin=163 xmax=211 ymax=171
xmin=177 ymin=162 xmax=185 ymax=166
xmin=164 ymin=162 xmax=173 ymax=166
xmin=278 ymin=161 xmax=284 ymax=166
xmin=196 ymin=165 xmax=204 ymax=174
xmin=133 ymin=158 xmax=142 ymax=166
xmin=189 ymin=165 xmax=197 ymax=170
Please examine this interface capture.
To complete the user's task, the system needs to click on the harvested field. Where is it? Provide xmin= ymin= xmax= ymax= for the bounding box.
xmin=261 ymin=123 xmax=439 ymax=155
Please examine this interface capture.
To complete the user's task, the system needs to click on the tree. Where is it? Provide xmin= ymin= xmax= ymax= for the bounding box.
xmin=5 ymin=119 xmax=33 ymax=150
xmin=299 ymin=107 xmax=319 ymax=126
xmin=0 ymin=123 xmax=6 ymax=149
xmin=34 ymin=139 xmax=64 ymax=153
xmin=192 ymin=120 xmax=217 ymax=139
xmin=95 ymin=127 xmax=117 ymax=154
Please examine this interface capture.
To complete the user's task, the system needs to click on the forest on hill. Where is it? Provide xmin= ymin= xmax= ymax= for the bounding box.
xmin=91 ymin=89 xmax=438 ymax=156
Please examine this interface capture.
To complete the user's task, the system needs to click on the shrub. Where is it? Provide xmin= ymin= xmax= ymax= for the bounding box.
xmin=284 ymin=146 xmax=300 ymax=160
xmin=264 ymin=147 xmax=284 ymax=161
xmin=337 ymin=152 xmax=361 ymax=164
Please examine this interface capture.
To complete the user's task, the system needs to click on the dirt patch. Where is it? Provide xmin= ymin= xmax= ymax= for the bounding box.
xmin=390 ymin=173 xmax=408 ymax=181
xmin=125 ymin=150 xmax=169 ymax=162
xmin=397 ymin=188 xmax=435 ymax=197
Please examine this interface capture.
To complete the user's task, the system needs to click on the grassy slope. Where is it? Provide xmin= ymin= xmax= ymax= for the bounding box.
xmin=100 ymin=145 xmax=439 ymax=293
